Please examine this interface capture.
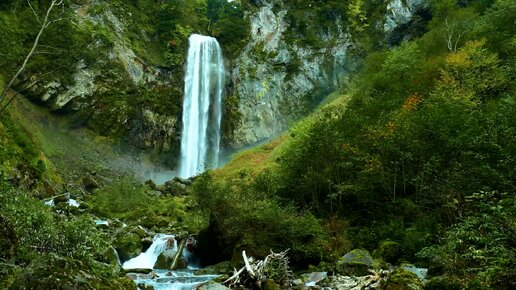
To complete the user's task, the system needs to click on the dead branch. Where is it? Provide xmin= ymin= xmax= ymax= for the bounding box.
xmin=224 ymin=249 xmax=293 ymax=289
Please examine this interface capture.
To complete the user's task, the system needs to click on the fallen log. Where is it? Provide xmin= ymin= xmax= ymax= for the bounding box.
xmin=170 ymin=237 xmax=186 ymax=270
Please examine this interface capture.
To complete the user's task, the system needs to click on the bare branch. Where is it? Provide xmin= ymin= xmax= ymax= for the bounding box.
xmin=27 ymin=0 xmax=41 ymax=24
xmin=0 ymin=0 xmax=65 ymax=109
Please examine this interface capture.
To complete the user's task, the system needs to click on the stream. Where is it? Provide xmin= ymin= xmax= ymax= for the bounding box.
xmin=123 ymin=234 xmax=219 ymax=290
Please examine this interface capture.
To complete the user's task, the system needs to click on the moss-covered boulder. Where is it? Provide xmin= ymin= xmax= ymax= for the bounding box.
xmin=7 ymin=253 xmax=135 ymax=289
xmin=154 ymin=249 xmax=176 ymax=269
xmin=114 ymin=232 xmax=142 ymax=263
xmin=197 ymin=281 xmax=230 ymax=290
xmin=382 ymin=268 xmax=424 ymax=290
xmin=193 ymin=261 xmax=231 ymax=276
xmin=263 ymin=279 xmax=281 ymax=290
xmin=336 ymin=249 xmax=374 ymax=276
xmin=376 ymin=240 xmax=402 ymax=264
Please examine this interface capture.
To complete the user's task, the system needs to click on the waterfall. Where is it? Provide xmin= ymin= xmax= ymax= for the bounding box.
xmin=123 ymin=234 xmax=177 ymax=270
xmin=179 ymin=34 xmax=225 ymax=178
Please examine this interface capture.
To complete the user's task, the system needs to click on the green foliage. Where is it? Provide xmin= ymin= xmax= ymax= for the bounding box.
xmin=207 ymin=0 xmax=250 ymax=58
xmin=0 ymin=183 xmax=107 ymax=263
xmin=7 ymin=253 xmax=134 ymax=290
xmin=87 ymin=178 xmax=187 ymax=230
xmin=211 ymin=2 xmax=515 ymax=283
xmin=417 ymin=191 xmax=516 ymax=288
xmin=192 ymin=172 xmax=329 ymax=267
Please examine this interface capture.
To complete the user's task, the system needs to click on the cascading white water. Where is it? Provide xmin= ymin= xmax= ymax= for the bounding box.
xmin=179 ymin=34 xmax=225 ymax=178
xmin=123 ymin=234 xmax=177 ymax=270
xmin=123 ymin=233 xmax=219 ymax=290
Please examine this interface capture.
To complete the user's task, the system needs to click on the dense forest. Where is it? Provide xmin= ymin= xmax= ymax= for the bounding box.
xmin=0 ymin=0 xmax=514 ymax=289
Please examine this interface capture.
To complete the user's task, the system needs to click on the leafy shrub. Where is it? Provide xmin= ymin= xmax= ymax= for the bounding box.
xmin=0 ymin=184 xmax=107 ymax=262
xmin=192 ymin=172 xmax=329 ymax=267
xmin=417 ymin=191 xmax=516 ymax=289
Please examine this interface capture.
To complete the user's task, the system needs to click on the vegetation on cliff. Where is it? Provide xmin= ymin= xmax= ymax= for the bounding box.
xmin=191 ymin=0 xmax=515 ymax=288
xmin=0 ymin=0 xmax=514 ymax=289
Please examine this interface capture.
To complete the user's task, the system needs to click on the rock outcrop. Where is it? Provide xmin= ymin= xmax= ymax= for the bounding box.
xmin=228 ymin=0 xmax=351 ymax=147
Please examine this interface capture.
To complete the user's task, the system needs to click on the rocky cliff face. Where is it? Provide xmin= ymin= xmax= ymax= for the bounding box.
xmin=22 ymin=2 xmax=182 ymax=161
xmin=18 ymin=0 xmax=428 ymax=160
xmin=228 ymin=0 xmax=351 ymax=148
xmin=227 ymin=0 xmax=428 ymax=148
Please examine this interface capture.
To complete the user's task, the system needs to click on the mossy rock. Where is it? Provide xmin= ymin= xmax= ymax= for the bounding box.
xmin=139 ymin=214 xmax=169 ymax=229
xmin=153 ymin=249 xmax=176 ymax=269
xmin=263 ymin=279 xmax=281 ymax=290
xmin=197 ymin=281 xmax=230 ymax=290
xmin=376 ymin=240 xmax=402 ymax=264
xmin=7 ymin=253 xmax=135 ymax=289
xmin=114 ymin=232 xmax=142 ymax=263
xmin=382 ymin=268 xmax=424 ymax=290
xmin=336 ymin=249 xmax=374 ymax=276
xmin=193 ymin=261 xmax=231 ymax=275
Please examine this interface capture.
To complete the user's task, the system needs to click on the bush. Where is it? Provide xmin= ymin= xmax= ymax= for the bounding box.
xmin=192 ymin=172 xmax=329 ymax=268
xmin=417 ymin=191 xmax=516 ymax=289
xmin=0 ymin=185 xmax=107 ymax=262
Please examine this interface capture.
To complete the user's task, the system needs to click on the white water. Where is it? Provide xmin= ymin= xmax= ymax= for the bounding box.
xmin=123 ymin=234 xmax=177 ymax=270
xmin=123 ymin=234 xmax=218 ymax=290
xmin=179 ymin=34 xmax=225 ymax=178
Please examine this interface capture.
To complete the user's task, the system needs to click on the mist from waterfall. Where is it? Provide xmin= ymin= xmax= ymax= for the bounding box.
xmin=179 ymin=34 xmax=224 ymax=178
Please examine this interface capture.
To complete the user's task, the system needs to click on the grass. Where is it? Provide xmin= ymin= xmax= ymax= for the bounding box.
xmin=213 ymin=93 xmax=350 ymax=182
xmin=213 ymin=134 xmax=291 ymax=182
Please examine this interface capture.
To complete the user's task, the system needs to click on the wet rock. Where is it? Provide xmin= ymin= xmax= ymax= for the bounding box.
xmin=264 ymin=279 xmax=281 ymax=290
xmin=173 ymin=176 xmax=192 ymax=186
xmin=53 ymin=193 xmax=70 ymax=204
xmin=162 ymin=180 xmax=187 ymax=196
xmin=141 ymin=236 xmax=153 ymax=252
xmin=197 ymin=281 xmax=230 ymax=290
xmin=137 ymin=283 xmax=154 ymax=290
xmin=304 ymin=272 xmax=327 ymax=286
xmin=336 ymin=249 xmax=374 ymax=276
xmin=114 ymin=232 xmax=142 ymax=263
xmin=193 ymin=261 xmax=231 ymax=276
xmin=123 ymin=268 xmax=153 ymax=274
xmin=154 ymin=249 xmax=176 ymax=269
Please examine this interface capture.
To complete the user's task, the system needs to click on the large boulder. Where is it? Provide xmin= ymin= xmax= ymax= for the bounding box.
xmin=197 ymin=281 xmax=230 ymax=290
xmin=153 ymin=249 xmax=177 ymax=269
xmin=336 ymin=249 xmax=374 ymax=276
xmin=114 ymin=232 xmax=142 ymax=263
xmin=382 ymin=268 xmax=424 ymax=290
xmin=193 ymin=261 xmax=231 ymax=276
xmin=375 ymin=240 xmax=402 ymax=264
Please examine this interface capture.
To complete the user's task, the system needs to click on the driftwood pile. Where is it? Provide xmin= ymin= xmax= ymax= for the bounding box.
xmin=225 ymin=250 xmax=293 ymax=289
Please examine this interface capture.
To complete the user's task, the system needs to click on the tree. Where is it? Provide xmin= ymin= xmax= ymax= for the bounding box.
xmin=0 ymin=0 xmax=65 ymax=113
